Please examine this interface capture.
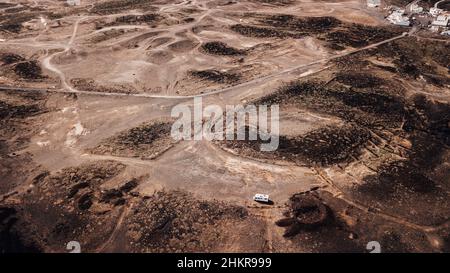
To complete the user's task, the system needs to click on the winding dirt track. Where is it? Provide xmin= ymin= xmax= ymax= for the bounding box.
xmin=0 ymin=0 xmax=415 ymax=100
xmin=2 ymin=28 xmax=413 ymax=99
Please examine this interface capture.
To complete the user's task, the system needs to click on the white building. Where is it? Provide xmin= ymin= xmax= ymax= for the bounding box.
xmin=430 ymin=25 xmax=440 ymax=32
xmin=367 ymin=0 xmax=381 ymax=8
xmin=409 ymin=3 xmax=423 ymax=13
xmin=432 ymin=15 xmax=449 ymax=27
xmin=429 ymin=7 xmax=443 ymax=16
xmin=67 ymin=0 xmax=81 ymax=6
xmin=387 ymin=9 xmax=410 ymax=26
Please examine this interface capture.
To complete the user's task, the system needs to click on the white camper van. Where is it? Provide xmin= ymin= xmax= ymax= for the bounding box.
xmin=253 ymin=194 xmax=270 ymax=203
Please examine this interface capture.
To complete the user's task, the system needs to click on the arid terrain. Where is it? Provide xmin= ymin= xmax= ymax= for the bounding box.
xmin=0 ymin=0 xmax=449 ymax=253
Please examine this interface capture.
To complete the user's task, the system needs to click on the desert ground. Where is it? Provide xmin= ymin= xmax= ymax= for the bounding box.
xmin=0 ymin=0 xmax=449 ymax=253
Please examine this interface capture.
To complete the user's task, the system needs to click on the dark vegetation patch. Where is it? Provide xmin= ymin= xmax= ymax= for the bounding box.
xmin=0 ymin=53 xmax=25 ymax=65
xmin=38 ymin=161 xmax=126 ymax=205
xmin=276 ymin=193 xmax=331 ymax=237
xmin=0 ymin=90 xmax=47 ymax=151
xmin=335 ymin=71 xmax=385 ymax=88
xmin=360 ymin=161 xmax=438 ymax=196
xmin=258 ymin=80 xmax=407 ymax=128
xmin=115 ymin=13 xmax=160 ymax=24
xmin=332 ymin=52 xmax=373 ymax=70
xmin=126 ymin=190 xmax=248 ymax=252
xmin=332 ymin=37 xmax=450 ymax=87
xmin=0 ymin=53 xmax=45 ymax=80
xmin=47 ymin=12 xmax=65 ymax=20
xmin=180 ymin=7 xmax=202 ymax=14
xmin=91 ymin=0 xmax=158 ymax=14
xmin=440 ymin=2 xmax=450 ymax=10
xmin=91 ymin=120 xmax=175 ymax=158
xmin=275 ymin=192 xmax=363 ymax=252
xmin=373 ymin=37 xmax=450 ymax=86
xmin=274 ymin=186 xmax=446 ymax=252
xmin=221 ymin=66 xmax=449 ymax=212
xmin=110 ymin=122 xmax=171 ymax=145
xmin=200 ymin=41 xmax=245 ymax=56
xmin=0 ymin=207 xmax=41 ymax=253
xmin=104 ymin=13 xmax=163 ymax=27
xmin=13 ymin=61 xmax=44 ymax=80
xmin=5 ymin=7 xmax=29 ymax=14
xmin=0 ymin=101 xmax=41 ymax=120
xmin=379 ymin=231 xmax=414 ymax=253
xmin=0 ymin=3 xmax=15 ymax=9
xmin=3 ymin=166 xmax=253 ymax=252
xmin=0 ymin=90 xmax=47 ymax=156
xmin=332 ymin=88 xmax=405 ymax=117
xmin=0 ymin=161 xmax=139 ymax=252
xmin=217 ymin=77 xmax=412 ymax=166
xmin=320 ymin=52 xmax=450 ymax=223
xmin=260 ymin=79 xmax=449 ymax=202
xmin=320 ymin=24 xmax=403 ymax=49
xmin=0 ymin=11 xmax=36 ymax=33
xmin=0 ymin=99 xmax=139 ymax=252
xmin=316 ymin=89 xmax=450 ymax=225
xmin=49 ymin=161 xmax=126 ymax=213
xmin=231 ymin=14 xmax=402 ymax=49
xmin=221 ymin=124 xmax=371 ymax=166
xmin=260 ymin=15 xmax=341 ymax=34
xmin=190 ymin=69 xmax=240 ymax=84
xmin=295 ymin=190 xmax=440 ymax=252
xmin=250 ymin=0 xmax=295 ymax=5
xmin=357 ymin=96 xmax=450 ymax=204
xmin=70 ymin=78 xmax=139 ymax=94
xmin=231 ymin=23 xmax=303 ymax=38
xmin=277 ymin=125 xmax=371 ymax=166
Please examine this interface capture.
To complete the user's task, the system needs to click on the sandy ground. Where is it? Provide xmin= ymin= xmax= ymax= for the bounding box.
xmin=0 ymin=0 xmax=449 ymax=253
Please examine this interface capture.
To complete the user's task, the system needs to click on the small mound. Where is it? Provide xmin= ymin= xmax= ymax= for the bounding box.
xmin=190 ymin=69 xmax=240 ymax=84
xmin=13 ymin=61 xmax=43 ymax=79
xmin=250 ymin=0 xmax=295 ymax=5
xmin=90 ymin=120 xmax=176 ymax=159
xmin=168 ymin=39 xmax=199 ymax=53
xmin=231 ymin=24 xmax=300 ymax=38
xmin=335 ymin=72 xmax=385 ymax=88
xmin=261 ymin=15 xmax=341 ymax=33
xmin=321 ymin=24 xmax=403 ymax=49
xmin=147 ymin=50 xmax=174 ymax=64
xmin=200 ymin=41 xmax=245 ymax=56
xmin=290 ymin=194 xmax=328 ymax=226
xmin=276 ymin=193 xmax=330 ymax=237
xmin=0 ymin=101 xmax=41 ymax=120
xmin=0 ymin=53 xmax=25 ymax=65
xmin=126 ymin=190 xmax=248 ymax=252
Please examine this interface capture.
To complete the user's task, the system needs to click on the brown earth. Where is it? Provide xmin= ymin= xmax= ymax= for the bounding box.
xmin=0 ymin=0 xmax=449 ymax=253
